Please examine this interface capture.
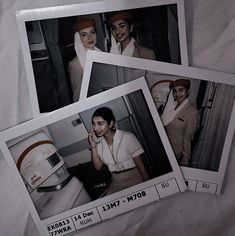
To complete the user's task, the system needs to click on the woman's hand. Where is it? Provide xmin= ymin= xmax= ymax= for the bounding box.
xmin=88 ymin=131 xmax=103 ymax=170
xmin=180 ymin=158 xmax=190 ymax=167
xmin=88 ymin=131 xmax=98 ymax=148
xmin=134 ymin=155 xmax=149 ymax=181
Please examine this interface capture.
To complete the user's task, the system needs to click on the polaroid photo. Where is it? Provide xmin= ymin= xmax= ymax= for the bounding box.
xmin=16 ymin=0 xmax=188 ymax=116
xmin=0 ymin=78 xmax=187 ymax=236
xmin=80 ymin=50 xmax=235 ymax=194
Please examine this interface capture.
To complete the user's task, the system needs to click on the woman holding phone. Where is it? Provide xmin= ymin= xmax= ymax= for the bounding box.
xmin=88 ymin=107 xmax=149 ymax=195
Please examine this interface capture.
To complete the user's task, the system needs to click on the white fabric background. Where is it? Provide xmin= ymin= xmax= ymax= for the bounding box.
xmin=0 ymin=0 xmax=235 ymax=235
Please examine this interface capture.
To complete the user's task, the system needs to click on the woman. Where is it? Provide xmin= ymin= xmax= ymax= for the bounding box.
xmin=161 ymin=79 xmax=199 ymax=167
xmin=88 ymin=107 xmax=149 ymax=195
xmin=68 ymin=18 xmax=101 ymax=102
xmin=108 ymin=10 xmax=156 ymax=60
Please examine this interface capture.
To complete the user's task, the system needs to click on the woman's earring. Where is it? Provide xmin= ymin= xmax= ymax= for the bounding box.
xmin=187 ymin=89 xmax=191 ymax=97
xmin=130 ymin=25 xmax=134 ymax=33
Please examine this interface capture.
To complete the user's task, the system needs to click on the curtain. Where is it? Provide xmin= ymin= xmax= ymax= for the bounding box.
xmin=197 ymin=84 xmax=235 ymax=170
xmin=41 ymin=19 xmax=72 ymax=107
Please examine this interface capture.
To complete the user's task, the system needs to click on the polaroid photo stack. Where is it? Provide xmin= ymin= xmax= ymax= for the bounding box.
xmin=0 ymin=78 xmax=187 ymax=236
xmin=0 ymin=0 xmax=234 ymax=235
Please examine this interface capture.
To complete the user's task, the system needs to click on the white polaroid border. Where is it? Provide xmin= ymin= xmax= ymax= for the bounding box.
xmin=80 ymin=50 xmax=235 ymax=194
xmin=0 ymin=78 xmax=186 ymax=236
xmin=16 ymin=0 xmax=188 ymax=116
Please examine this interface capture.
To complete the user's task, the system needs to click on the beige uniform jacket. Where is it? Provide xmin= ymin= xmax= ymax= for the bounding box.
xmin=165 ymin=103 xmax=199 ymax=166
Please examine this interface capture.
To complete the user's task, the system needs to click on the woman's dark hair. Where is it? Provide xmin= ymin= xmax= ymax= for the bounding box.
xmin=92 ymin=107 xmax=116 ymax=125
